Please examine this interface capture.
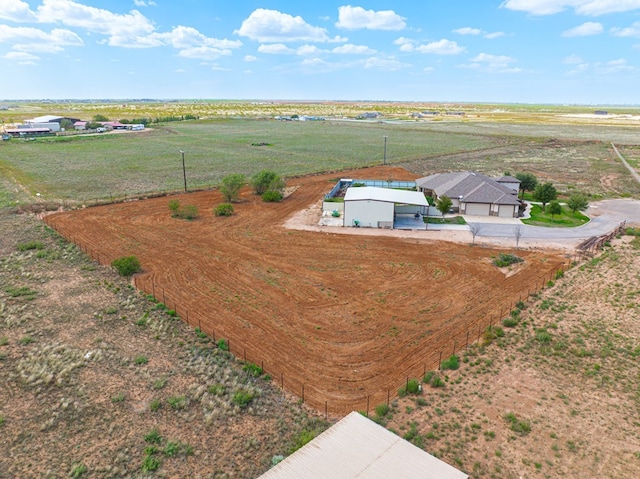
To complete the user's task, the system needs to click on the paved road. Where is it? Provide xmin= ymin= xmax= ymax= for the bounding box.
xmin=461 ymin=199 xmax=640 ymax=242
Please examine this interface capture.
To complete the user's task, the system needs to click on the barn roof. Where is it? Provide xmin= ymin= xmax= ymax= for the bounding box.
xmin=344 ymin=186 xmax=429 ymax=207
xmin=26 ymin=115 xmax=64 ymax=123
xmin=258 ymin=412 xmax=468 ymax=479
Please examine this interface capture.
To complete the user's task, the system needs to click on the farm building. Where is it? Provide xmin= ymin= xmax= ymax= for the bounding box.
xmin=343 ymin=186 xmax=429 ymax=228
xmin=258 ymin=411 xmax=468 ymax=479
xmin=416 ymin=172 xmax=522 ymax=218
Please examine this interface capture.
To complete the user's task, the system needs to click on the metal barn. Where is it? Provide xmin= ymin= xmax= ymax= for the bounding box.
xmin=343 ymin=187 xmax=429 ymax=229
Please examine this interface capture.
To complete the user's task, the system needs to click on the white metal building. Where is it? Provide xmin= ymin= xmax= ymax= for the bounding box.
xmin=343 ymin=186 xmax=429 ymax=228
xmin=258 ymin=411 xmax=468 ymax=479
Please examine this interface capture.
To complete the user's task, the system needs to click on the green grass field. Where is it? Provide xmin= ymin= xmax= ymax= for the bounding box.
xmin=0 ymin=119 xmax=503 ymax=201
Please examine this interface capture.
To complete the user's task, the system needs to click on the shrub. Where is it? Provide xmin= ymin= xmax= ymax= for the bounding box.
xmin=440 ymin=355 xmax=459 ymax=371
xmin=504 ymin=412 xmax=531 ymax=435
xmin=503 ymin=317 xmax=519 ymax=328
xmin=232 ymin=389 xmax=255 ymax=408
xmin=144 ymin=428 xmax=163 ymax=444
xmin=399 ymin=378 xmax=421 ymax=396
xmin=214 ymin=203 xmax=234 ymax=217
xmin=493 ymin=253 xmax=523 ymax=267
xmin=69 ymin=463 xmax=88 ymax=478
xmin=262 ymin=190 xmax=283 ymax=202
xmin=176 ymin=204 xmax=198 ymax=220
xmin=168 ymin=199 xmax=180 ymax=213
xmin=242 ymin=362 xmax=263 ymax=377
xmin=141 ymin=455 xmax=161 ymax=473
xmin=17 ymin=241 xmax=45 ymax=251
xmin=111 ymin=256 xmax=141 ymax=277
xmin=167 ymin=395 xmax=187 ymax=410
xmin=134 ymin=355 xmax=148 ymax=365
xmin=430 ymin=375 xmax=445 ymax=388
xmin=375 ymin=403 xmax=390 ymax=418
xmin=251 ymin=170 xmax=279 ymax=195
xmin=423 ymin=371 xmax=436 ymax=384
xmin=217 ymin=338 xmax=229 ymax=351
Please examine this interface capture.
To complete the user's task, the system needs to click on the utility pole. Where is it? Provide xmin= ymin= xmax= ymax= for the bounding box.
xmin=383 ymin=135 xmax=388 ymax=165
xmin=180 ymin=149 xmax=187 ymax=192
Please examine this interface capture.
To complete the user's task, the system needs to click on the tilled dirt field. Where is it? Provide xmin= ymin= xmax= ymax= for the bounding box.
xmin=44 ymin=166 xmax=566 ymax=413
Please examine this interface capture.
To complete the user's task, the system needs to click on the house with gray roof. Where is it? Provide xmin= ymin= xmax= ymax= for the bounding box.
xmin=415 ymin=172 xmax=522 ymax=218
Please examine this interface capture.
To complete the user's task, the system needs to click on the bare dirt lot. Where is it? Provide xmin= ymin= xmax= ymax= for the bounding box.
xmin=44 ymin=166 xmax=566 ymax=414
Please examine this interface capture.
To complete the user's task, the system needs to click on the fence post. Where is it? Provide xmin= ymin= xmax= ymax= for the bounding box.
xmin=387 ymin=389 xmax=390 ymax=406
xmin=452 ymin=341 xmax=456 ymax=356
xmin=302 ymin=384 xmax=305 ymax=403
xmin=281 ymin=372 xmax=284 ymax=389
xmin=325 ymin=401 xmax=328 ymax=420
xmin=466 ymin=330 xmax=469 ymax=349
xmin=366 ymin=395 xmax=370 ymax=417
xmin=438 ymin=351 xmax=442 ymax=370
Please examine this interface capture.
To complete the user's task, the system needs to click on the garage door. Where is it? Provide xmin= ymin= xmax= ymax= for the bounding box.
xmin=498 ymin=204 xmax=515 ymax=218
xmin=465 ymin=203 xmax=490 ymax=216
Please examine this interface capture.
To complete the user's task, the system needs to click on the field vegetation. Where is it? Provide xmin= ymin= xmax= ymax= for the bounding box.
xmin=1 ymin=101 xmax=640 ymax=478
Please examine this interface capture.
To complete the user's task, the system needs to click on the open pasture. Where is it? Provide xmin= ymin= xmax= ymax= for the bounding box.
xmin=44 ymin=166 xmax=566 ymax=413
xmin=0 ymin=119 xmax=505 ymax=201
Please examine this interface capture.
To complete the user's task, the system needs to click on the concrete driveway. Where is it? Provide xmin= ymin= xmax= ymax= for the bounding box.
xmin=464 ymin=199 xmax=640 ymax=246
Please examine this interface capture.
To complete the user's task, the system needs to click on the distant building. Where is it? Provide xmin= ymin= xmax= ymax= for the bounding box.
xmin=594 ymin=110 xmax=608 ymax=115
xmin=356 ymin=112 xmax=382 ymax=119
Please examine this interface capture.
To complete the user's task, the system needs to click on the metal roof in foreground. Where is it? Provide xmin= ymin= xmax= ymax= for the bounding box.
xmin=257 ymin=411 xmax=469 ymax=479
xmin=344 ymin=186 xmax=429 ymax=207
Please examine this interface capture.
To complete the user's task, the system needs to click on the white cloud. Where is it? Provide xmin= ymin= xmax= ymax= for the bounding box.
xmin=393 ymin=37 xmax=415 ymax=52
xmin=563 ymin=54 xmax=583 ymax=64
xmin=152 ymin=26 xmax=242 ymax=50
xmin=423 ymin=66 xmax=435 ymax=73
xmin=258 ymin=43 xmax=294 ymax=54
xmin=611 ymin=21 xmax=640 ymax=37
xmin=4 ymin=50 xmax=39 ymax=61
xmin=463 ymin=52 xmax=521 ymax=72
xmin=0 ymin=25 xmax=83 ymax=53
xmin=244 ymin=55 xmax=257 ymax=62
xmin=566 ymin=57 xmax=636 ymax=75
xmin=0 ymin=0 xmax=37 ymax=22
xmin=235 ymin=8 xmax=333 ymax=43
xmin=301 ymin=57 xmax=329 ymax=67
xmin=454 ymin=27 xmax=482 ymax=35
xmin=562 ymin=21 xmax=603 ymax=37
xmin=36 ymin=0 xmax=156 ymax=46
xmin=362 ymin=57 xmax=405 ymax=70
xmin=500 ymin=0 xmax=640 ymax=16
xmin=178 ymin=46 xmax=232 ymax=60
xmin=415 ymin=39 xmax=466 ymax=55
xmin=332 ymin=43 xmax=376 ymax=54
xmin=335 ymin=5 xmax=406 ymax=31
xmin=297 ymin=44 xmax=323 ymax=55
xmin=133 ymin=0 xmax=157 ymax=6
xmin=484 ymin=31 xmax=506 ymax=39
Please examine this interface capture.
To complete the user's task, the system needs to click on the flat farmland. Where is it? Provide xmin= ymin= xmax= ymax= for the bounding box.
xmin=44 ymin=165 xmax=566 ymax=413
xmin=0 ymin=119 xmax=506 ymax=201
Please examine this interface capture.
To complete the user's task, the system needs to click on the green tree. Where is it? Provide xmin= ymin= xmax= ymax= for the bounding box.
xmin=251 ymin=170 xmax=279 ymax=195
xmin=567 ymin=193 xmax=589 ymax=216
xmin=547 ymin=200 xmax=562 ymax=221
xmin=93 ymin=114 xmax=109 ymax=122
xmin=515 ymin=172 xmax=538 ymax=199
xmin=85 ymin=121 xmax=101 ymax=130
xmin=59 ymin=119 xmax=74 ymax=130
xmin=220 ymin=173 xmax=246 ymax=202
xmin=533 ymin=182 xmax=557 ymax=211
xmin=436 ymin=195 xmax=452 ymax=219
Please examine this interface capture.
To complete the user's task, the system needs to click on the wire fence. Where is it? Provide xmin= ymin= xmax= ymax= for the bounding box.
xmin=46 ymin=218 xmax=628 ymax=417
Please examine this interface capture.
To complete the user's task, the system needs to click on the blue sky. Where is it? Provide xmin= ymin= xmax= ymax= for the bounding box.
xmin=1 ymin=1 xmax=640 ymax=103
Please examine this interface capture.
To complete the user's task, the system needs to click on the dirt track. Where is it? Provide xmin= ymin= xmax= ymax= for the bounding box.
xmin=44 ymin=166 xmax=566 ymax=413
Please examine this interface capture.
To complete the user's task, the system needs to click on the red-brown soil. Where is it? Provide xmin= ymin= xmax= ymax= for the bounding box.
xmin=44 ymin=166 xmax=566 ymax=413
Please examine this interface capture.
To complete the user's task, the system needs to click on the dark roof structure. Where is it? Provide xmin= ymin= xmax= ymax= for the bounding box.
xmin=416 ymin=172 xmax=520 ymax=206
